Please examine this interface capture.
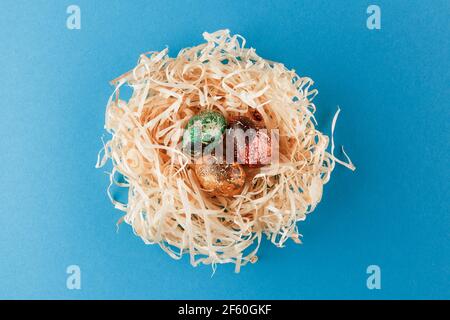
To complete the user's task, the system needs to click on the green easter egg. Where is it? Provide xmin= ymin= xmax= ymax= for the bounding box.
xmin=183 ymin=111 xmax=226 ymax=153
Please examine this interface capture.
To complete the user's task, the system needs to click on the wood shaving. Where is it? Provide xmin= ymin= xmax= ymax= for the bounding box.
xmin=96 ymin=30 xmax=354 ymax=272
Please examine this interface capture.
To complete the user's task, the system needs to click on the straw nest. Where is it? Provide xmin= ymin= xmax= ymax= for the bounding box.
xmin=97 ymin=30 xmax=354 ymax=272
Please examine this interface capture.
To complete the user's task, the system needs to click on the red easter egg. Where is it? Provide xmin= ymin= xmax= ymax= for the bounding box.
xmin=225 ymin=116 xmax=272 ymax=168
xmin=237 ymin=130 xmax=272 ymax=168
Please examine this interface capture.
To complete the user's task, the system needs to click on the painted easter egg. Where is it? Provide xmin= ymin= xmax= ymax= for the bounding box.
xmin=183 ymin=111 xmax=226 ymax=154
xmin=225 ymin=116 xmax=257 ymax=162
xmin=226 ymin=116 xmax=271 ymax=167
xmin=234 ymin=129 xmax=272 ymax=168
xmin=194 ymin=155 xmax=246 ymax=197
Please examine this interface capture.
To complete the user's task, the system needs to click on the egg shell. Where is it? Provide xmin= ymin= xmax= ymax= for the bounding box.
xmin=183 ymin=111 xmax=226 ymax=154
xmin=237 ymin=130 xmax=272 ymax=168
xmin=194 ymin=155 xmax=246 ymax=197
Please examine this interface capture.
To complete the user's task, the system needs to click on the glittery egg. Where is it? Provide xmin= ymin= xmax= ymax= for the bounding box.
xmin=236 ymin=129 xmax=272 ymax=168
xmin=194 ymin=155 xmax=246 ymax=197
xmin=226 ymin=116 xmax=271 ymax=167
xmin=225 ymin=116 xmax=257 ymax=161
xmin=183 ymin=111 xmax=226 ymax=154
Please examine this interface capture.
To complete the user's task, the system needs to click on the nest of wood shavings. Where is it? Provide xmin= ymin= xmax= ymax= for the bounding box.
xmin=96 ymin=29 xmax=355 ymax=272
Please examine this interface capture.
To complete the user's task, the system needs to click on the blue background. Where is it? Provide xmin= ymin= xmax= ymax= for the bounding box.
xmin=0 ymin=0 xmax=448 ymax=299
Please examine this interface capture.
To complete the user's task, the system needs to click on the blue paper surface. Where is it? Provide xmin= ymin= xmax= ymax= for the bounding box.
xmin=0 ymin=0 xmax=448 ymax=299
